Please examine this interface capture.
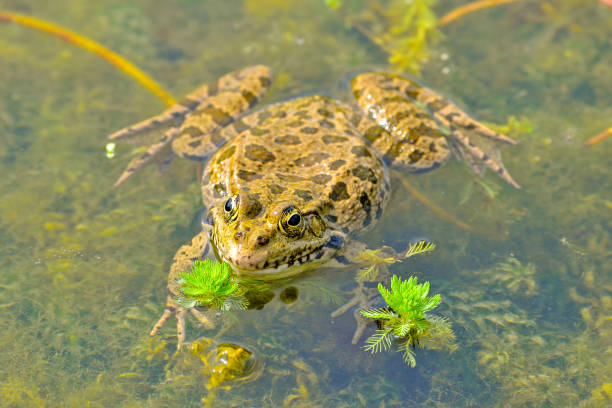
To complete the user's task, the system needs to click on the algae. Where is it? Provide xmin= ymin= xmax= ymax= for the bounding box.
xmin=0 ymin=0 xmax=610 ymax=406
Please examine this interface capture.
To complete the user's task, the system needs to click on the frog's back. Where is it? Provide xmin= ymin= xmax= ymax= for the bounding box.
xmin=204 ymin=95 xmax=390 ymax=233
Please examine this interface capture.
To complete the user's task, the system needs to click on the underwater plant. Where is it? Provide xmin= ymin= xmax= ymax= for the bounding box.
xmin=360 ymin=275 xmax=455 ymax=367
xmin=354 ymin=240 xmax=436 ymax=282
xmin=478 ymin=256 xmax=538 ymax=297
xmin=175 ymin=259 xmax=247 ymax=311
xmin=326 ymin=0 xmax=441 ymax=74
xmin=333 ymin=240 xmax=438 ymax=345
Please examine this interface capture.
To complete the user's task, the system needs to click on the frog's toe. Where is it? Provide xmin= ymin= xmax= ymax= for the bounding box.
xmin=442 ymin=108 xmax=517 ymax=146
xmin=449 ymin=128 xmax=521 ymax=189
xmin=150 ymin=296 xmax=182 ymax=336
xmin=430 ymin=104 xmax=520 ymax=188
xmin=114 ymin=127 xmax=181 ymax=186
xmin=151 ymin=295 xmax=214 ymax=348
xmin=331 ymin=282 xmax=380 ymax=344
xmin=190 ymin=307 xmax=214 ymax=329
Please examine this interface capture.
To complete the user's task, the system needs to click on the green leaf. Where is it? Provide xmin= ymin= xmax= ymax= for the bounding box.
xmin=377 ymin=275 xmax=440 ymax=319
xmin=222 ymin=295 xmax=248 ymax=311
xmin=403 ymin=240 xmax=436 ymax=259
xmin=363 ymin=329 xmax=393 ymax=354
xmin=396 ymin=322 xmax=413 ymax=338
xmin=325 ymin=0 xmax=341 ymax=11
xmin=174 ymin=296 xmax=198 ymax=309
xmin=400 ymin=344 xmax=417 ymax=367
xmin=175 ymin=259 xmax=243 ymax=310
xmin=360 ymin=307 xmax=395 ymax=320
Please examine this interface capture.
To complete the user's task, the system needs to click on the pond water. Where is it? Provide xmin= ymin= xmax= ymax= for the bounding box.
xmin=1 ymin=0 xmax=610 ymax=406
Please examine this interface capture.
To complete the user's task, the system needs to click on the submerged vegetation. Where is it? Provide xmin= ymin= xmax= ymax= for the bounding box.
xmin=0 ymin=0 xmax=610 ymax=406
xmin=327 ymin=0 xmax=441 ymax=74
xmin=175 ymin=259 xmax=247 ymax=311
xmin=361 ymin=275 xmax=456 ymax=366
xmin=477 ymin=256 xmax=538 ymax=296
xmin=353 ymin=239 xmax=436 ymax=282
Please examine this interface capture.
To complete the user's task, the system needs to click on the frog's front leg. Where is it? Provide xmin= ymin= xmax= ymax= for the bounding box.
xmin=150 ymin=228 xmax=214 ymax=347
xmin=169 ymin=71 xmax=269 ymax=162
xmin=331 ymin=281 xmax=380 ymax=344
xmin=327 ymin=239 xmax=381 ymax=344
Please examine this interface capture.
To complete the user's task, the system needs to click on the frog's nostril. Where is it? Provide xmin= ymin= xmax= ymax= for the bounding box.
xmin=255 ymin=235 xmax=269 ymax=246
xmin=234 ymin=231 xmax=244 ymax=241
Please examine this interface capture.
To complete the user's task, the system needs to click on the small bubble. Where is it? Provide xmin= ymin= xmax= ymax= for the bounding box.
xmin=105 ymin=142 xmax=116 ymax=159
xmin=441 ymin=67 xmax=451 ymax=75
xmin=440 ymin=53 xmax=450 ymax=61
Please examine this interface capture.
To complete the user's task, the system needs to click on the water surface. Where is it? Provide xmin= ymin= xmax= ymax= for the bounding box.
xmin=1 ymin=0 xmax=610 ymax=406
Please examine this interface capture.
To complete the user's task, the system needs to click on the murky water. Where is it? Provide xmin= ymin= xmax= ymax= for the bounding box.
xmin=1 ymin=0 xmax=610 ymax=406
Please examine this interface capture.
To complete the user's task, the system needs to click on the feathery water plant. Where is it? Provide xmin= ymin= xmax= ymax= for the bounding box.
xmin=354 ymin=240 xmax=436 ymax=282
xmin=175 ymin=259 xmax=247 ymax=311
xmin=361 ymin=275 xmax=453 ymax=366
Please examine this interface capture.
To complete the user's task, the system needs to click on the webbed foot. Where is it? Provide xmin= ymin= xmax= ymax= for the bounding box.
xmin=150 ymin=295 xmax=214 ymax=348
xmin=352 ymin=72 xmax=520 ymax=189
xmin=331 ymin=281 xmax=379 ymax=344
xmin=150 ymin=229 xmax=213 ymax=348
xmin=109 ymin=65 xmax=272 ymax=186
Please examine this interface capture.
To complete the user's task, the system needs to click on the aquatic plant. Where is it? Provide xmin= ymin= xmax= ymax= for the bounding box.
xmin=0 ymin=9 xmax=175 ymax=106
xmin=332 ymin=240 xmax=437 ymax=344
xmin=360 ymin=275 xmax=454 ymax=366
xmin=586 ymin=126 xmax=612 ymax=146
xmin=328 ymin=0 xmax=529 ymax=74
xmin=327 ymin=0 xmax=441 ymax=74
xmin=479 ymin=256 xmax=538 ymax=296
xmin=175 ymin=259 xmax=247 ymax=311
xmin=354 ymin=240 xmax=436 ymax=282
xmin=382 ymin=0 xmax=441 ymax=74
xmin=485 ymin=115 xmax=534 ymax=137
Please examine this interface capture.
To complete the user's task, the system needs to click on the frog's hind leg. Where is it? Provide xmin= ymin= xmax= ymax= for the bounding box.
xmin=352 ymin=72 xmax=520 ymax=188
xmin=110 ymin=65 xmax=272 ymax=185
xmin=110 ymin=84 xmax=216 ymax=186
xmin=420 ymin=84 xmax=520 ymax=188
xmin=150 ymin=228 xmax=215 ymax=348
xmin=113 ymin=127 xmax=181 ymax=186
xmin=108 ymin=77 xmax=222 ymax=141
xmin=170 ymin=68 xmax=271 ymax=162
xmin=439 ymin=119 xmax=520 ymax=189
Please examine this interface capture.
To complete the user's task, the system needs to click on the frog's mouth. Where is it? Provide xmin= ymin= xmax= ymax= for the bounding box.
xmin=216 ymin=242 xmax=337 ymax=280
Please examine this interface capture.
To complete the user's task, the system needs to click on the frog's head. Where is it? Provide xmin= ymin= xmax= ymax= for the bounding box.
xmin=206 ymin=193 xmax=342 ymax=279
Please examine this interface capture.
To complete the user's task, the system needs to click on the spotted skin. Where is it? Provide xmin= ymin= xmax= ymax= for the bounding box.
xmin=111 ymin=65 xmax=272 ymax=186
xmin=108 ymin=66 xmax=519 ymax=346
xmin=203 ymin=95 xmax=389 ymax=276
xmin=352 ymin=72 xmax=520 ymax=188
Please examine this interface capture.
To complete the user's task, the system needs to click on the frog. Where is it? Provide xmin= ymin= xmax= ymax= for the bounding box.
xmin=108 ymin=65 xmax=519 ymax=347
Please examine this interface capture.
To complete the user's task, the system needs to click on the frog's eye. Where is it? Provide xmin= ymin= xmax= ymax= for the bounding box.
xmin=223 ymin=195 xmax=239 ymax=221
xmin=279 ymin=206 xmax=304 ymax=237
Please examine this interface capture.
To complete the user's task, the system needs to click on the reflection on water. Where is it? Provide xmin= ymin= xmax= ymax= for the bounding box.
xmin=0 ymin=0 xmax=610 ymax=406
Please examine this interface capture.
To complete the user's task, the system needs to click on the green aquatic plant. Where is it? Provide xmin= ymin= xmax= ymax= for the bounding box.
xmin=360 ymin=275 xmax=454 ymax=366
xmin=383 ymin=0 xmax=440 ymax=74
xmin=354 ymin=240 xmax=436 ymax=282
xmin=485 ymin=115 xmax=534 ymax=137
xmin=0 ymin=9 xmax=175 ymax=106
xmin=482 ymin=256 xmax=538 ymax=297
xmin=175 ymin=259 xmax=247 ymax=311
xmin=326 ymin=0 xmax=441 ymax=74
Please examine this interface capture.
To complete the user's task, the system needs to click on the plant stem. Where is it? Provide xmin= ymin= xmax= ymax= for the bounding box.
xmin=585 ymin=127 xmax=612 ymax=147
xmin=0 ymin=10 xmax=176 ymax=107
xmin=438 ymin=0 xmax=528 ymax=27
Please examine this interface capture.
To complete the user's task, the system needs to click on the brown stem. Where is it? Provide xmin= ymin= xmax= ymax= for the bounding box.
xmin=438 ymin=0 xmax=527 ymax=27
